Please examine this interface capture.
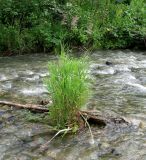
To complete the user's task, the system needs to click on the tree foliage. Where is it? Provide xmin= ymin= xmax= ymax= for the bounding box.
xmin=0 ymin=0 xmax=145 ymax=54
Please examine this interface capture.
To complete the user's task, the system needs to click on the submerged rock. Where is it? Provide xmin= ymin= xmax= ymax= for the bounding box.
xmin=105 ymin=61 xmax=113 ymax=66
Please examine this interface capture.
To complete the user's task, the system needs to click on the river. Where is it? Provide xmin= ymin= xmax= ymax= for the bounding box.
xmin=0 ymin=50 xmax=146 ymax=160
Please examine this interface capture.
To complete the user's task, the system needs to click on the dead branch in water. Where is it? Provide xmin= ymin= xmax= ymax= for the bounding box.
xmin=0 ymin=100 xmax=107 ymax=125
xmin=0 ymin=100 xmax=127 ymax=126
xmin=0 ymin=100 xmax=49 ymax=113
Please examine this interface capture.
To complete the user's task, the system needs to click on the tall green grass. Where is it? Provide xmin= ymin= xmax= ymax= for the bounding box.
xmin=46 ymin=51 xmax=90 ymax=129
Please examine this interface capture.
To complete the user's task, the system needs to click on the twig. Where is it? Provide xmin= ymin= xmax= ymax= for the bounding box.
xmin=39 ymin=127 xmax=72 ymax=152
xmin=79 ymin=111 xmax=95 ymax=145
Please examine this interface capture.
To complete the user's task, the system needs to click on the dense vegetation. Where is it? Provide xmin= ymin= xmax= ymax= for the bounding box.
xmin=0 ymin=0 xmax=145 ymax=55
xmin=45 ymin=50 xmax=89 ymax=129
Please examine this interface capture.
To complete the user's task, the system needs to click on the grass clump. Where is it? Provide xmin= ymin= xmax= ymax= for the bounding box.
xmin=46 ymin=50 xmax=90 ymax=129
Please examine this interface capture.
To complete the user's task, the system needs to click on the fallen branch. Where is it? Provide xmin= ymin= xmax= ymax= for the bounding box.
xmin=80 ymin=110 xmax=107 ymax=126
xmin=0 ymin=100 xmax=127 ymax=126
xmin=0 ymin=100 xmax=49 ymax=113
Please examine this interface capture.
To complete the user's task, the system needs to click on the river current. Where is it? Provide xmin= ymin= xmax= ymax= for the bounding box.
xmin=0 ymin=50 xmax=146 ymax=160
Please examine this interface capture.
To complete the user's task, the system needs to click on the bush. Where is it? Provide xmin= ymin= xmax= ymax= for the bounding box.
xmin=46 ymin=50 xmax=90 ymax=129
xmin=0 ymin=0 xmax=145 ymax=54
xmin=98 ymin=0 xmax=146 ymax=49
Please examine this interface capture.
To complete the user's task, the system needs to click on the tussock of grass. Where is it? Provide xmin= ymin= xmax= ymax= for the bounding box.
xmin=46 ymin=51 xmax=90 ymax=129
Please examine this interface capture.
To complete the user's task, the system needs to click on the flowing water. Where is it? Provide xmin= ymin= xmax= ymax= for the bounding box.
xmin=0 ymin=50 xmax=146 ymax=160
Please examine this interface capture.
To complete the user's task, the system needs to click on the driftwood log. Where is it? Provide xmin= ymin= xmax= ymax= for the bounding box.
xmin=0 ymin=100 xmax=128 ymax=126
xmin=0 ymin=100 xmax=49 ymax=113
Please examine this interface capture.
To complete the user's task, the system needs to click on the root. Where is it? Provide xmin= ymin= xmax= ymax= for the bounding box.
xmin=39 ymin=127 xmax=72 ymax=152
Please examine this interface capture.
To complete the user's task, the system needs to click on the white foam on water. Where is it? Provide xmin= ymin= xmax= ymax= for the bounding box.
xmin=1 ymin=82 xmax=12 ymax=90
xmin=0 ymin=74 xmax=7 ymax=81
xmin=93 ymin=68 xmax=115 ymax=75
xmin=20 ymin=87 xmax=48 ymax=96
xmin=38 ymin=72 xmax=49 ymax=77
xmin=25 ymin=75 xmax=40 ymax=81
xmin=114 ymin=64 xmax=131 ymax=72
xmin=136 ymin=60 xmax=146 ymax=68
xmin=127 ymin=83 xmax=146 ymax=92
xmin=90 ymin=63 xmax=105 ymax=69
xmin=114 ymin=74 xmax=137 ymax=84
xmin=19 ymin=70 xmax=34 ymax=76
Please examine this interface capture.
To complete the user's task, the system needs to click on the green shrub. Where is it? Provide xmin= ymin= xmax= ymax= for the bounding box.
xmin=0 ymin=25 xmax=21 ymax=53
xmin=46 ymin=50 xmax=90 ymax=129
xmin=0 ymin=0 xmax=145 ymax=53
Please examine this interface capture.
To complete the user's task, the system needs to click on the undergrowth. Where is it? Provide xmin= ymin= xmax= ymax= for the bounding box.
xmin=0 ymin=0 xmax=145 ymax=55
